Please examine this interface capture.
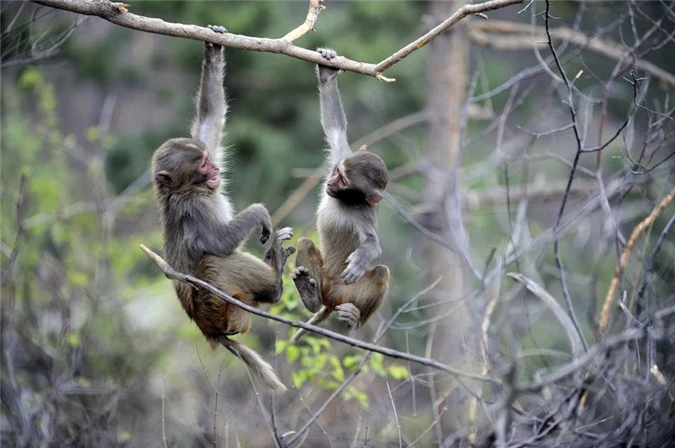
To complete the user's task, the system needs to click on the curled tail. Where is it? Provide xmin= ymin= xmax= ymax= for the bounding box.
xmin=218 ymin=337 xmax=287 ymax=393
xmin=290 ymin=306 xmax=333 ymax=343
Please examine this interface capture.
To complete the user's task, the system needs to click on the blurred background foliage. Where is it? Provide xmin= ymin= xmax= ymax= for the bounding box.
xmin=2 ymin=1 xmax=674 ymax=446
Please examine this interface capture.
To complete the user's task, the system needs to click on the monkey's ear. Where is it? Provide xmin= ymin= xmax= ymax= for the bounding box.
xmin=366 ymin=190 xmax=383 ymax=205
xmin=155 ymin=171 xmax=173 ymax=188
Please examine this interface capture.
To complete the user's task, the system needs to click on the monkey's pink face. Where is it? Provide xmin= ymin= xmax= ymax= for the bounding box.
xmin=326 ymin=161 xmax=350 ymax=197
xmin=198 ymin=152 xmax=220 ymax=190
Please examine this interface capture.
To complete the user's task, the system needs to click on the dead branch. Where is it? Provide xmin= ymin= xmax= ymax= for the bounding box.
xmin=508 ymin=273 xmax=584 ymax=357
xmin=281 ymin=0 xmax=324 ymax=42
xmin=33 ymin=0 xmax=522 ymax=81
xmin=597 ymin=188 xmax=675 ymax=342
xmin=375 ymin=0 xmax=524 ymax=74
xmin=469 ymin=20 xmax=675 ymax=89
xmin=139 ymin=244 xmax=497 ymax=384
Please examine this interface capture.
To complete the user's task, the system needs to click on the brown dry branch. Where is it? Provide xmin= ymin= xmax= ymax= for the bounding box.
xmin=596 ymin=188 xmax=675 ymax=343
xmin=469 ymin=20 xmax=675 ymax=89
xmin=33 ymin=0 xmax=522 ymax=81
xmin=374 ymin=0 xmax=523 ymax=74
xmin=138 ymin=244 xmax=497 ymax=384
xmin=281 ymin=0 xmax=324 ymax=42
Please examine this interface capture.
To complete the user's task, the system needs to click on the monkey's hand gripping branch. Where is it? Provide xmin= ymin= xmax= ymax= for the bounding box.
xmin=34 ymin=0 xmax=523 ymax=82
xmin=139 ymin=244 xmax=498 ymax=383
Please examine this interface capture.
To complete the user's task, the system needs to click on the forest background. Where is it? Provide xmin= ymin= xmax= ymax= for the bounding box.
xmin=1 ymin=1 xmax=674 ymax=447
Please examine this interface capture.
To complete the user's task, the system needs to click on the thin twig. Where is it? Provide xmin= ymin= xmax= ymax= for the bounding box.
xmin=469 ymin=20 xmax=675 ymax=89
xmin=139 ymin=244 xmax=497 ymax=384
xmin=281 ymin=0 xmax=324 ymax=42
xmin=597 ymin=188 xmax=675 ymax=342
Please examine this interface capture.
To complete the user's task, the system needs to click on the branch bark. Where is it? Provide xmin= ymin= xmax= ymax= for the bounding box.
xmin=469 ymin=20 xmax=675 ymax=89
xmin=33 ymin=0 xmax=522 ymax=81
xmin=596 ymin=188 xmax=675 ymax=342
xmin=281 ymin=0 xmax=324 ymax=42
xmin=139 ymin=244 xmax=497 ymax=384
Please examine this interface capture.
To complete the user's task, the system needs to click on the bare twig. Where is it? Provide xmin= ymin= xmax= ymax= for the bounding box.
xmin=282 ymin=0 xmax=324 ymax=42
xmin=139 ymin=244 xmax=497 ymax=384
xmin=597 ymin=188 xmax=675 ymax=342
xmin=469 ymin=20 xmax=675 ymax=89
xmin=374 ymin=0 xmax=523 ymax=74
xmin=507 ymin=273 xmax=584 ymax=357
xmin=33 ymin=0 xmax=522 ymax=80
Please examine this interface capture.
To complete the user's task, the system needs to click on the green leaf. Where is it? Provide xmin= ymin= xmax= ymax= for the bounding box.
xmin=369 ymin=353 xmax=387 ymax=376
xmin=19 ymin=67 xmax=43 ymax=88
xmin=286 ymin=345 xmax=300 ymax=363
xmin=275 ymin=340 xmax=287 ymax=354
xmin=330 ymin=357 xmax=345 ymax=382
xmin=387 ymin=365 xmax=410 ymax=380
xmin=67 ymin=332 xmax=81 ymax=347
xmin=292 ymin=371 xmax=309 ymax=388
xmin=343 ymin=355 xmax=361 ymax=370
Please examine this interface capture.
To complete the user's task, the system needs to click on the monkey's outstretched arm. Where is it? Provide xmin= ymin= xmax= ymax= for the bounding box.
xmin=190 ymin=203 xmax=273 ymax=259
xmin=317 ymin=48 xmax=352 ymax=165
xmin=342 ymin=226 xmax=382 ymax=284
xmin=191 ymin=26 xmax=227 ymax=162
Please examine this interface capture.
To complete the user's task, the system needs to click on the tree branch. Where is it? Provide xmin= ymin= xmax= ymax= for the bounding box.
xmin=33 ymin=0 xmax=522 ymax=81
xmin=374 ymin=0 xmax=523 ymax=74
xmin=139 ymin=244 xmax=497 ymax=384
xmin=281 ymin=0 xmax=324 ymax=42
xmin=469 ymin=20 xmax=675 ymax=89
xmin=597 ymin=188 xmax=675 ymax=342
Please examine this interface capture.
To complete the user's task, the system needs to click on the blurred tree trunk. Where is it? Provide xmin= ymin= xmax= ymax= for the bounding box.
xmin=423 ymin=0 xmax=477 ymax=436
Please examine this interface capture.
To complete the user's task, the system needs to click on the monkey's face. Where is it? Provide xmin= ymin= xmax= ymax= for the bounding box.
xmin=152 ymin=138 xmax=220 ymax=193
xmin=327 ymin=153 xmax=388 ymax=206
xmin=196 ymin=152 xmax=220 ymax=190
xmin=326 ymin=160 xmax=351 ymax=198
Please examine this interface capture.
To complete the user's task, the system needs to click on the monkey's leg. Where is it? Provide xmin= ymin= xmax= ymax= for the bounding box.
xmin=293 ymin=237 xmax=325 ymax=313
xmin=332 ymin=265 xmax=390 ymax=330
xmin=262 ymin=227 xmax=295 ymax=304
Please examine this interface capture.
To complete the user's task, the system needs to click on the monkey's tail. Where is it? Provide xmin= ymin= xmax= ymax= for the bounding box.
xmin=217 ymin=337 xmax=287 ymax=393
xmin=290 ymin=306 xmax=332 ymax=343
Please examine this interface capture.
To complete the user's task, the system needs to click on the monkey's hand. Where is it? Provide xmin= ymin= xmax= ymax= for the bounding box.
xmin=336 ymin=303 xmax=361 ymax=330
xmin=207 ymin=25 xmax=228 ymax=34
xmin=316 ymin=48 xmax=340 ymax=84
xmin=245 ymin=203 xmax=272 ymax=244
xmin=275 ymin=227 xmax=293 ymax=242
xmin=205 ymin=25 xmax=227 ymax=55
xmin=341 ymin=250 xmax=369 ymax=284
xmin=292 ymin=266 xmax=321 ymax=312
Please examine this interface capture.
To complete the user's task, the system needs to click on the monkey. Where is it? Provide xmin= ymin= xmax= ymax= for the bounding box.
xmin=151 ymin=26 xmax=293 ymax=392
xmin=290 ymin=48 xmax=390 ymax=343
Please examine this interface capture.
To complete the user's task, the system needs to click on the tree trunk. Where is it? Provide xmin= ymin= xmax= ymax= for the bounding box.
xmin=423 ymin=0 xmax=477 ymax=437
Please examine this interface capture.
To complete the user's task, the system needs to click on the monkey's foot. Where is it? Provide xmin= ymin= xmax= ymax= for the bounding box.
xmin=336 ymin=303 xmax=361 ymax=330
xmin=207 ymin=25 xmax=228 ymax=33
xmin=280 ymin=246 xmax=296 ymax=267
xmin=292 ymin=266 xmax=320 ymax=312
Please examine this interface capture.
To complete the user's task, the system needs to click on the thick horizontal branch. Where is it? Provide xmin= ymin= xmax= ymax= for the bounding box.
xmin=34 ymin=0 xmax=522 ymax=81
xmin=139 ymin=244 xmax=497 ymax=384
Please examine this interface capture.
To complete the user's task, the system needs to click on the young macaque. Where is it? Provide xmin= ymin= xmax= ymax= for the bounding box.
xmin=291 ymin=48 xmax=390 ymax=342
xmin=151 ymin=26 xmax=293 ymax=392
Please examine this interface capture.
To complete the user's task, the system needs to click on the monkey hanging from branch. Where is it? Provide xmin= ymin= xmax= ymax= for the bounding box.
xmin=151 ymin=26 xmax=293 ymax=392
xmin=291 ymin=48 xmax=390 ymax=342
